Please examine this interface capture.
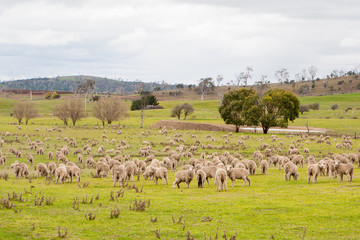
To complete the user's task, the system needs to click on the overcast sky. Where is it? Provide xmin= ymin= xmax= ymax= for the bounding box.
xmin=1 ymin=0 xmax=360 ymax=84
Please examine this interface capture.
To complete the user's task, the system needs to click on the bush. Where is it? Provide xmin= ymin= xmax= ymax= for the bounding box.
xmin=337 ymin=80 xmax=344 ymax=85
xmin=299 ymin=105 xmax=310 ymax=114
xmin=92 ymin=96 xmax=100 ymax=102
xmin=357 ymin=83 xmax=360 ymax=90
xmin=331 ymin=104 xmax=339 ymax=110
xmin=309 ymin=103 xmax=319 ymax=110
xmin=130 ymin=95 xmax=159 ymax=111
xmin=45 ymin=92 xmax=52 ymax=99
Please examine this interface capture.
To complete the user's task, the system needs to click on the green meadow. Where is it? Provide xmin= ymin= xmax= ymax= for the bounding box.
xmin=0 ymin=93 xmax=359 ymax=239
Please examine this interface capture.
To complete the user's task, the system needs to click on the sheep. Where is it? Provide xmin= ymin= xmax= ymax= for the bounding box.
xmin=225 ymin=165 xmax=250 ymax=187
xmin=0 ymin=155 xmax=6 ymax=165
xmin=148 ymin=166 xmax=168 ymax=185
xmin=48 ymin=151 xmax=54 ymax=160
xmin=260 ymin=160 xmax=269 ymax=175
xmin=333 ymin=154 xmax=349 ymax=164
xmin=77 ymin=154 xmax=83 ymax=163
xmin=173 ymin=168 xmax=194 ymax=189
xmin=214 ymin=168 xmax=227 ymax=191
xmin=194 ymin=165 xmax=217 ymax=185
xmin=27 ymin=154 xmax=34 ymax=165
xmin=268 ymin=155 xmax=279 ymax=167
xmin=334 ymin=160 xmax=354 ymax=182
xmin=55 ymin=164 xmax=67 ymax=184
xmin=307 ymin=161 xmax=326 ymax=184
xmin=348 ymin=153 xmax=360 ymax=167
xmin=278 ymin=156 xmax=290 ymax=170
xmin=37 ymin=163 xmax=49 ymax=177
xmin=248 ymin=160 xmax=257 ymax=175
xmin=112 ymin=165 xmax=127 ymax=187
xmin=68 ymin=166 xmax=81 ymax=183
xmin=291 ymin=155 xmax=304 ymax=168
xmin=96 ymin=161 xmax=110 ymax=178
xmin=124 ymin=161 xmax=138 ymax=181
xmin=47 ymin=162 xmax=57 ymax=177
xmin=14 ymin=163 xmax=29 ymax=178
xmin=57 ymin=153 xmax=68 ymax=164
xmin=108 ymin=159 xmax=121 ymax=170
xmin=284 ymin=162 xmax=299 ymax=181
xmin=196 ymin=169 xmax=206 ymax=188
xmin=37 ymin=147 xmax=45 ymax=155
xmin=86 ymin=156 xmax=95 ymax=168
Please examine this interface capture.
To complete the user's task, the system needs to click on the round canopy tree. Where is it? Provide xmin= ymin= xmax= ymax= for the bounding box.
xmin=219 ymin=88 xmax=256 ymax=132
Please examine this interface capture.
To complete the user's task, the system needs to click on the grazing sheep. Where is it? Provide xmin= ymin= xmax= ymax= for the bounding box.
xmin=0 ymin=155 xmax=6 ymax=165
xmin=55 ymin=164 xmax=67 ymax=184
xmin=196 ymin=169 xmax=206 ymax=188
xmin=108 ymin=159 xmax=121 ymax=170
xmin=68 ymin=166 xmax=81 ymax=183
xmin=334 ymin=160 xmax=354 ymax=182
xmin=260 ymin=160 xmax=269 ymax=175
xmin=47 ymin=162 xmax=57 ymax=177
xmin=284 ymin=162 xmax=299 ymax=181
xmin=112 ymin=165 xmax=127 ymax=187
xmin=214 ymin=168 xmax=227 ymax=191
xmin=96 ymin=162 xmax=110 ymax=178
xmin=77 ymin=154 xmax=83 ymax=163
xmin=278 ymin=156 xmax=290 ymax=170
xmin=57 ymin=154 xmax=68 ymax=164
xmin=173 ymin=168 xmax=194 ymax=189
xmin=225 ymin=165 xmax=250 ymax=187
xmin=194 ymin=165 xmax=217 ymax=185
xmin=124 ymin=161 xmax=138 ymax=181
xmin=148 ymin=166 xmax=168 ymax=185
xmin=37 ymin=163 xmax=49 ymax=177
xmin=333 ymin=154 xmax=349 ymax=164
xmin=37 ymin=147 xmax=45 ymax=155
xmin=86 ymin=156 xmax=95 ymax=168
xmin=48 ymin=151 xmax=54 ymax=160
xmin=14 ymin=163 xmax=29 ymax=178
xmin=348 ymin=153 xmax=360 ymax=167
xmin=307 ymin=161 xmax=326 ymax=184
xmin=248 ymin=160 xmax=257 ymax=175
xmin=291 ymin=155 xmax=304 ymax=168
xmin=25 ymin=154 xmax=33 ymax=165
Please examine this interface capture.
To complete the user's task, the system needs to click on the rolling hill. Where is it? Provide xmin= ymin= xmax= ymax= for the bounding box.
xmin=0 ymin=75 xmax=176 ymax=95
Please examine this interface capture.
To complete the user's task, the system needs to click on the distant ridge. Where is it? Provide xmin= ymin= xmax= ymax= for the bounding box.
xmin=0 ymin=75 xmax=176 ymax=95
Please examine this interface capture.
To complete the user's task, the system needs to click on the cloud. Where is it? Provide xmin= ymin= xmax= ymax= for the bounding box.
xmin=0 ymin=0 xmax=359 ymax=84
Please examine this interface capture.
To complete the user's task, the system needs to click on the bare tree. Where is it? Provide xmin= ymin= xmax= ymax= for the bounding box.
xmin=308 ymin=66 xmax=319 ymax=80
xmin=274 ymin=68 xmax=290 ymax=84
xmin=216 ymin=75 xmax=223 ymax=86
xmin=24 ymin=102 xmax=38 ymax=125
xmin=76 ymin=79 xmax=95 ymax=116
xmin=53 ymin=102 xmax=69 ymax=126
xmin=198 ymin=78 xmax=215 ymax=100
xmin=53 ymin=99 xmax=84 ymax=126
xmin=243 ymin=66 xmax=253 ymax=86
xmin=233 ymin=72 xmax=244 ymax=86
xmin=171 ymin=105 xmax=183 ymax=119
xmin=12 ymin=102 xmax=25 ymax=125
xmin=12 ymin=102 xmax=38 ymax=125
xmin=182 ymin=103 xmax=194 ymax=119
xmin=255 ymin=75 xmax=269 ymax=95
xmin=93 ymin=97 xmax=128 ymax=127
xmin=301 ymin=69 xmax=307 ymax=81
xmin=68 ymin=99 xmax=84 ymax=126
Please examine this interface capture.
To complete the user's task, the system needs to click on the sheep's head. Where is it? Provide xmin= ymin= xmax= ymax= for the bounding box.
xmin=318 ymin=160 xmax=326 ymax=170
xmin=225 ymin=165 xmax=232 ymax=173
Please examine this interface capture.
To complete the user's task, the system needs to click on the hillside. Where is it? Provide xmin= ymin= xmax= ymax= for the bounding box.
xmin=0 ymin=75 xmax=176 ymax=95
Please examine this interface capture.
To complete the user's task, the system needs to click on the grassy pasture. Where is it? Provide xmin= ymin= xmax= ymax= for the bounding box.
xmin=0 ymin=125 xmax=359 ymax=239
xmin=0 ymin=93 xmax=359 ymax=239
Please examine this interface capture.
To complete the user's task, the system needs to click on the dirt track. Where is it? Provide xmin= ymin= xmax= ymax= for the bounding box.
xmin=151 ymin=120 xmax=328 ymax=133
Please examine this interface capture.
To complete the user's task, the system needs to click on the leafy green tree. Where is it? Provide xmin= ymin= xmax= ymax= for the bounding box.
xmin=219 ymin=88 xmax=256 ymax=132
xmin=220 ymin=88 xmax=299 ymax=134
xmin=130 ymin=95 xmax=159 ymax=110
xmin=245 ymin=89 xmax=300 ymax=134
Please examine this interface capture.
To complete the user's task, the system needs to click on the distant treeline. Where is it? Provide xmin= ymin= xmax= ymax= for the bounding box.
xmin=0 ymin=76 xmax=177 ymax=95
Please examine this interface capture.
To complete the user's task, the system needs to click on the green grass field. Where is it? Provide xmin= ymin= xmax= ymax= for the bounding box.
xmin=0 ymin=93 xmax=359 ymax=239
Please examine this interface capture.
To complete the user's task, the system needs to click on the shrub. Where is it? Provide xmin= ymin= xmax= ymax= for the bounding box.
xmin=131 ymin=95 xmax=159 ymax=111
xmin=337 ymin=80 xmax=344 ymax=85
xmin=309 ymin=103 xmax=319 ymax=110
xmin=331 ymin=104 xmax=339 ymax=110
xmin=45 ymin=92 xmax=52 ymax=99
xmin=92 ymin=96 xmax=100 ymax=101
xmin=299 ymin=105 xmax=310 ymax=114
xmin=357 ymin=83 xmax=360 ymax=90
